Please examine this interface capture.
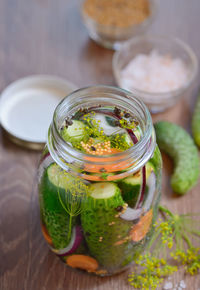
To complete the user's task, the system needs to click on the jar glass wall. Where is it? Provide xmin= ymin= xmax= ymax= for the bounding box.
xmin=37 ymin=86 xmax=162 ymax=276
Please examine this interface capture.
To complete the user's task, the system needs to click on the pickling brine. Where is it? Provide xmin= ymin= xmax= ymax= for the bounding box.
xmin=38 ymin=86 xmax=162 ymax=276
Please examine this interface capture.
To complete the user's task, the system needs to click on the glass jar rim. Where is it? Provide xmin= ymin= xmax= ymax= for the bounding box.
xmin=48 ymin=85 xmax=155 ymax=175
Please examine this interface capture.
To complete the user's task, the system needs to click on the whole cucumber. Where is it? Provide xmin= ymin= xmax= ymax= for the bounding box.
xmin=154 ymin=121 xmax=199 ymax=194
xmin=192 ymin=94 xmax=200 ymax=147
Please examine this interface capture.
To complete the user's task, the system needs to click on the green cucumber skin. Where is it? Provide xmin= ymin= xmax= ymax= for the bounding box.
xmin=39 ymin=167 xmax=74 ymax=249
xmin=154 ymin=121 xmax=199 ymax=194
xmin=118 ymin=183 xmax=140 ymax=208
xmin=117 ymin=162 xmax=153 ymax=208
xmin=81 ymin=183 xmax=133 ymax=271
xmin=192 ymin=94 xmax=200 ymax=147
xmin=149 ymin=145 xmax=162 ymax=179
xmin=39 ymin=167 xmax=66 ymax=212
xmin=61 ymin=120 xmax=86 ymax=143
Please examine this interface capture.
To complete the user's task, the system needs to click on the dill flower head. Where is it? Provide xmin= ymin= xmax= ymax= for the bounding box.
xmin=128 ymin=206 xmax=200 ymax=289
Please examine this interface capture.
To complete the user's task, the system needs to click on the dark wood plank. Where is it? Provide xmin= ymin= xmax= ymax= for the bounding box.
xmin=0 ymin=0 xmax=200 ymax=289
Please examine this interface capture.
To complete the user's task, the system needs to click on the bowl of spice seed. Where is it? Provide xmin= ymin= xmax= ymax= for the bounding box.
xmin=81 ymin=0 xmax=156 ymax=50
xmin=113 ymin=35 xmax=198 ymax=113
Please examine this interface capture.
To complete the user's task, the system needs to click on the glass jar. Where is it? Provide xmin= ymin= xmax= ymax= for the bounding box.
xmin=37 ymin=86 xmax=162 ymax=276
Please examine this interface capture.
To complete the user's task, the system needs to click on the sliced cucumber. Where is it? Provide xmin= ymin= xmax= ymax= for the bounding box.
xmin=81 ymin=182 xmax=133 ymax=271
xmin=124 ymin=134 xmax=132 ymax=146
xmin=93 ymin=113 xmax=123 ymax=136
xmin=117 ymin=162 xmax=154 ymax=208
xmin=61 ymin=120 xmax=87 ymax=143
xmin=149 ymin=145 xmax=162 ymax=178
xmin=90 ymin=182 xmax=119 ymax=199
xmin=105 ymin=116 xmax=117 ymax=127
xmin=110 ymin=133 xmax=132 ymax=150
xmin=134 ymin=127 xmax=142 ymax=142
xmin=39 ymin=163 xmax=88 ymax=249
xmin=40 ymin=163 xmax=68 ymax=213
xmin=110 ymin=127 xmax=142 ymax=151
xmin=122 ymin=128 xmax=142 ymax=144
xmin=105 ymin=115 xmax=142 ymax=142
xmin=47 ymin=163 xmax=68 ymax=187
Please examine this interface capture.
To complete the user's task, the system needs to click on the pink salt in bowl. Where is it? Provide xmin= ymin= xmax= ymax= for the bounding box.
xmin=112 ymin=35 xmax=198 ymax=113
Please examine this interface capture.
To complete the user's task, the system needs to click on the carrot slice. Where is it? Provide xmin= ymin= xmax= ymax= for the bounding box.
xmin=84 ymin=148 xmax=133 ymax=173
xmin=130 ymin=209 xmax=153 ymax=242
xmin=81 ymin=173 xmax=122 ymax=182
xmin=66 ymin=255 xmax=99 ymax=272
xmin=81 ymin=174 xmax=103 ymax=182
xmin=41 ymin=224 xmax=53 ymax=245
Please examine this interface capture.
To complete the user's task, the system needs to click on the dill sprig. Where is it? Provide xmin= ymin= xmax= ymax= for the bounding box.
xmin=82 ymin=111 xmax=109 ymax=141
xmin=128 ymin=254 xmax=177 ymax=290
xmin=128 ymin=205 xmax=200 ymax=289
xmin=172 ymin=247 xmax=200 ymax=275
xmin=57 ymin=172 xmax=89 ymax=240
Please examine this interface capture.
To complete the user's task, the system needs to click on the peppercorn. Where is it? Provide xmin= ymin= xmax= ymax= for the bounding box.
xmin=65 ymin=119 xmax=73 ymax=127
xmin=114 ymin=120 xmax=121 ymax=127
xmin=115 ymin=205 xmax=123 ymax=212
xmin=124 ymin=112 xmax=131 ymax=118
xmin=91 ymin=146 xmax=96 ymax=151
xmin=114 ymin=107 xmax=121 ymax=116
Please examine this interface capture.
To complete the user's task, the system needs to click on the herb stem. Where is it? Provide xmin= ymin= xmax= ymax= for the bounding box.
xmin=182 ymin=232 xmax=193 ymax=248
xmin=175 ymin=230 xmax=181 ymax=250
xmin=187 ymin=229 xmax=200 ymax=237
xmin=159 ymin=206 xmax=174 ymax=217
xmin=147 ymin=227 xmax=162 ymax=250
xmin=183 ymin=224 xmax=200 ymax=239
xmin=67 ymin=213 xmax=73 ymax=241
xmin=57 ymin=188 xmax=68 ymax=213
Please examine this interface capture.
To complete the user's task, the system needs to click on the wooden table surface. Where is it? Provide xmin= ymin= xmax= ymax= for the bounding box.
xmin=0 ymin=0 xmax=200 ymax=289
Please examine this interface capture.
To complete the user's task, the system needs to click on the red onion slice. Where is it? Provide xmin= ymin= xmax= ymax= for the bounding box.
xmin=143 ymin=172 xmax=156 ymax=211
xmin=52 ymin=225 xmax=83 ymax=256
xmin=135 ymin=166 xmax=146 ymax=209
xmin=120 ymin=207 xmax=142 ymax=221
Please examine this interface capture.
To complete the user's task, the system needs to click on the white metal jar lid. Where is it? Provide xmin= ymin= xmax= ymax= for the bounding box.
xmin=0 ymin=75 xmax=77 ymax=150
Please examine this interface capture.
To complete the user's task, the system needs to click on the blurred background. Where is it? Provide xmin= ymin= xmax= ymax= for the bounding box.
xmin=0 ymin=1 xmax=200 ymax=290
xmin=0 ymin=0 xmax=199 ymax=87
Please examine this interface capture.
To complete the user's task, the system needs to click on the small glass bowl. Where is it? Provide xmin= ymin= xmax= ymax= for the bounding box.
xmin=112 ymin=35 xmax=198 ymax=113
xmin=81 ymin=0 xmax=156 ymax=50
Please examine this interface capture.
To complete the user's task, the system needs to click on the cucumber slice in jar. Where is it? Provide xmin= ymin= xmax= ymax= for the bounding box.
xmin=81 ymin=182 xmax=133 ymax=271
xmin=40 ymin=163 xmax=68 ymax=213
xmin=117 ymin=162 xmax=154 ymax=208
xmin=110 ymin=133 xmax=132 ymax=150
xmin=39 ymin=163 xmax=88 ymax=250
xmin=122 ymin=128 xmax=142 ymax=144
xmin=133 ymin=127 xmax=142 ymax=142
xmin=89 ymin=182 xmax=119 ymax=199
xmin=149 ymin=145 xmax=162 ymax=178
xmin=61 ymin=120 xmax=87 ymax=143
xmin=93 ymin=113 xmax=121 ymax=136
xmin=105 ymin=116 xmax=117 ymax=127
xmin=110 ymin=128 xmax=142 ymax=151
